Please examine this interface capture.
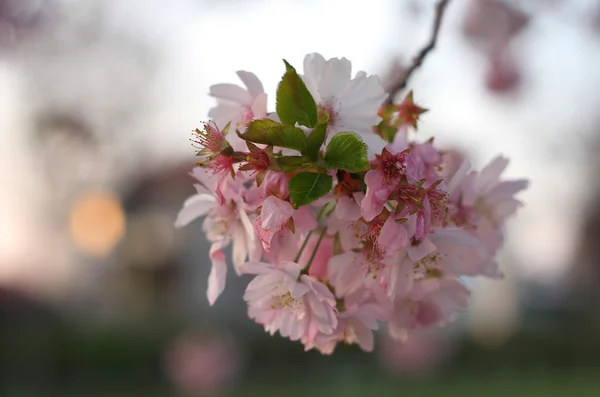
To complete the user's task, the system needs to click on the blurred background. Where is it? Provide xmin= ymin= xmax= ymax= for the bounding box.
xmin=2 ymin=0 xmax=600 ymax=396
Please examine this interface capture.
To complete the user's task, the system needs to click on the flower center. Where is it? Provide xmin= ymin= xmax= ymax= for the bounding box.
xmin=192 ymin=121 xmax=225 ymax=155
xmin=271 ymin=292 xmax=305 ymax=315
xmin=238 ymin=107 xmax=254 ymax=126
xmin=319 ymin=101 xmax=339 ymax=126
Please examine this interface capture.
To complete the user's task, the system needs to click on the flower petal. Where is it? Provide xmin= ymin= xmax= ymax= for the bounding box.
xmin=261 ymin=196 xmax=294 ymax=230
xmin=237 ymin=70 xmax=264 ymax=98
xmin=378 ymin=217 xmax=408 ymax=254
xmin=207 ymin=243 xmax=227 ymax=305
xmin=174 ymin=194 xmax=216 ymax=228
xmin=209 ymin=83 xmax=253 ymax=106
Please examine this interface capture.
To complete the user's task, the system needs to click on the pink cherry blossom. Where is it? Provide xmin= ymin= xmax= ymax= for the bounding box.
xmin=175 ymin=167 xmax=258 ymax=304
xmin=241 ymin=261 xmax=338 ymax=342
xmin=176 ymin=52 xmax=529 ymax=355
xmin=305 ymin=284 xmax=391 ymax=354
xmin=362 ymin=169 xmax=391 ymax=222
xmin=378 ymin=216 xmax=408 ymax=254
xmin=209 ymin=71 xmax=268 ymax=151
xmin=389 ymin=278 xmax=470 ymax=341
xmin=301 ymin=53 xmax=387 ymax=158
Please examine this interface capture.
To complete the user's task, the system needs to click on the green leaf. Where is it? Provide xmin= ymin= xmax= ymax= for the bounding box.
xmin=276 ymin=60 xmax=318 ymax=128
xmin=288 ymin=172 xmax=333 ymax=207
xmin=378 ymin=120 xmax=398 ymax=143
xmin=275 ymin=156 xmax=311 ymax=172
xmin=239 ymin=118 xmax=306 ymax=150
xmin=301 ymin=121 xmax=327 ymax=161
xmin=324 ymin=132 xmax=369 ymax=172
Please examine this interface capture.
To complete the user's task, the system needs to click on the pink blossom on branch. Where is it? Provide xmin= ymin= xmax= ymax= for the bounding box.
xmin=175 ymin=40 xmax=528 ymax=352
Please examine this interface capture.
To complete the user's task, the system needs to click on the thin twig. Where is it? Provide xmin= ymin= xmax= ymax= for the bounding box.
xmin=384 ymin=0 xmax=451 ymax=106
xmin=303 ymin=228 xmax=327 ymax=272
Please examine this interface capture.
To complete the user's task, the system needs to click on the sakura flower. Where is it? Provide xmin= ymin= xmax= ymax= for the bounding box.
xmin=328 ymin=246 xmax=392 ymax=297
xmin=334 ymin=194 xmax=363 ymax=221
xmin=261 ymin=196 xmax=294 ymax=230
xmin=261 ymin=206 xmax=318 ymax=264
xmin=191 ymin=121 xmax=230 ymax=163
xmin=469 ymin=156 xmax=529 ymax=226
xmin=175 ymin=167 xmax=259 ymax=305
xmin=254 ymin=198 xmax=316 ymax=253
xmin=328 ymin=251 xmax=370 ymax=297
xmin=362 ymin=169 xmax=392 ymax=222
xmin=381 ymin=225 xmax=491 ymax=301
xmin=377 ymin=216 xmax=409 ymax=254
xmin=305 ymin=284 xmax=391 ymax=354
xmin=389 ymin=278 xmax=470 ymax=341
xmin=175 ymin=52 xmax=529 ymax=355
xmin=241 ymin=261 xmax=338 ymax=342
xmin=208 ymin=71 xmax=268 ymax=151
xmin=301 ymin=53 xmax=387 ymax=158
xmin=326 ymin=215 xmax=366 ymax=252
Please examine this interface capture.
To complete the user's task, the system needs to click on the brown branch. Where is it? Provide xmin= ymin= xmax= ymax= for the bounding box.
xmin=384 ymin=0 xmax=451 ymax=106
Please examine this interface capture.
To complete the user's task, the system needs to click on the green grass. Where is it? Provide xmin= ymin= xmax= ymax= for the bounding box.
xmin=5 ymin=370 xmax=600 ymax=397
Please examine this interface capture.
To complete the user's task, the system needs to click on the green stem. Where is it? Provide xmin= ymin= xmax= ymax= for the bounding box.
xmin=302 ymin=227 xmax=327 ymax=273
xmin=294 ymin=230 xmax=314 ymax=263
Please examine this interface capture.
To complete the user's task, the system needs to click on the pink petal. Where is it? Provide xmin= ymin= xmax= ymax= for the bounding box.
xmin=207 ymin=243 xmax=227 ymax=305
xmin=209 ymin=83 xmax=253 ymax=106
xmin=362 ymin=170 xmax=388 ymax=222
xmin=238 ymin=207 xmax=256 ymax=243
xmin=174 ymin=194 xmax=216 ymax=228
xmin=253 ymin=215 xmax=276 ymax=252
xmin=251 ymin=92 xmax=268 ymax=119
xmin=231 ymin=225 xmax=248 ymax=273
xmin=335 ymin=196 xmax=362 ymax=221
xmin=477 ymin=156 xmax=509 ymax=193
xmin=261 ymin=196 xmax=294 ymax=230
xmin=239 ymin=260 xmax=273 ymax=275
xmin=328 ymin=252 xmax=365 ymax=297
xmin=292 ymin=206 xmax=318 ymax=232
xmin=352 ymin=321 xmax=375 ymax=352
xmin=409 ymin=278 xmax=440 ymax=301
xmin=236 ymin=70 xmax=264 ymax=98
xmin=190 ymin=166 xmax=218 ymax=193
xmin=378 ymin=217 xmax=408 ymax=253
xmin=390 ymin=258 xmax=414 ymax=298
xmin=407 ymin=238 xmax=436 ymax=262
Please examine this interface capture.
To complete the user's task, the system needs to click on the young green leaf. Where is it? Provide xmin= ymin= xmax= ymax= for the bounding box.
xmin=239 ymin=118 xmax=306 ymax=150
xmin=324 ymin=132 xmax=369 ymax=172
xmin=288 ymin=172 xmax=333 ymax=207
xmin=301 ymin=121 xmax=327 ymax=161
xmin=276 ymin=155 xmax=311 ymax=173
xmin=276 ymin=60 xmax=318 ymax=128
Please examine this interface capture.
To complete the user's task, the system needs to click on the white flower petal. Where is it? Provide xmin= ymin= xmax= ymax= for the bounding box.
xmin=174 ymin=194 xmax=216 ymax=228
xmin=209 ymin=83 xmax=253 ymax=106
xmin=236 ymin=70 xmax=264 ymax=98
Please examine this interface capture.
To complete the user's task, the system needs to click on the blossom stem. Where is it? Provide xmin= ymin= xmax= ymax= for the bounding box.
xmin=294 ymin=230 xmax=314 ymax=263
xmin=384 ymin=0 xmax=451 ymax=106
xmin=302 ymin=227 xmax=327 ymax=273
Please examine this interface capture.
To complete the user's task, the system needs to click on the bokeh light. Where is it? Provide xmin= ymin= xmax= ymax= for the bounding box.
xmin=68 ymin=190 xmax=125 ymax=257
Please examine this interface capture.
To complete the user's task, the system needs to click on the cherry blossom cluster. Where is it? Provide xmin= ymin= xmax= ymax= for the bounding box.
xmin=175 ymin=53 xmax=528 ymax=354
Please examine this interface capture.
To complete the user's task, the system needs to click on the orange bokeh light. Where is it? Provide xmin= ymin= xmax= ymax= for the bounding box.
xmin=69 ymin=190 xmax=125 ymax=257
